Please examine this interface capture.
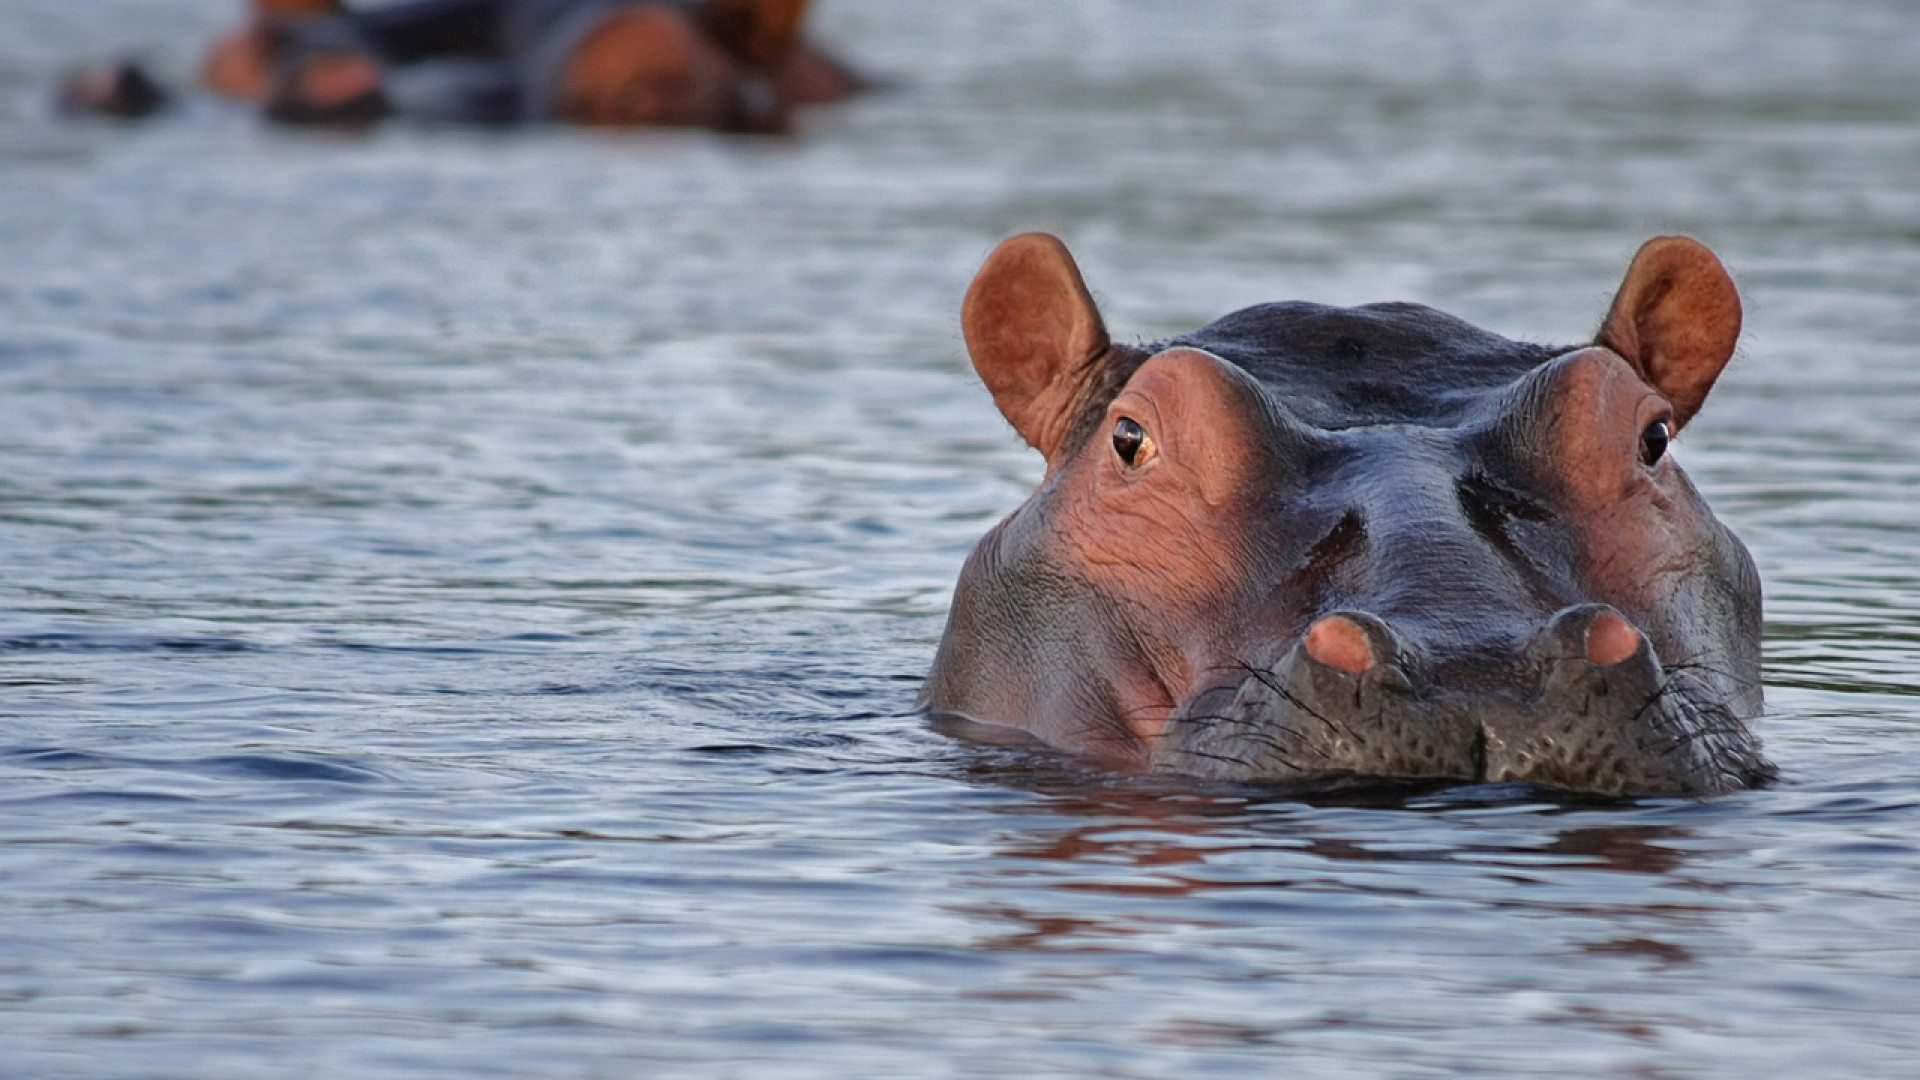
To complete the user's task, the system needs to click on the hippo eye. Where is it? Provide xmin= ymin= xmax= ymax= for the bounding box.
xmin=1112 ymin=416 xmax=1155 ymax=468
xmin=1640 ymin=418 xmax=1671 ymax=468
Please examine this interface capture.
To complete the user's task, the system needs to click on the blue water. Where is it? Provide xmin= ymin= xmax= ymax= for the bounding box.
xmin=5 ymin=1 xmax=1920 ymax=1076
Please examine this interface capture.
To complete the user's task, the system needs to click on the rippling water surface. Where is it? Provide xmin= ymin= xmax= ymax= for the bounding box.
xmin=5 ymin=1 xmax=1920 ymax=1076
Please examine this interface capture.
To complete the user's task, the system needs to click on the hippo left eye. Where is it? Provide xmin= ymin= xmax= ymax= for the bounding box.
xmin=1640 ymin=418 xmax=1671 ymax=468
xmin=1112 ymin=416 xmax=1157 ymax=469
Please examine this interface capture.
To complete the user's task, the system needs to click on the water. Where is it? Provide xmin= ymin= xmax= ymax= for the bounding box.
xmin=4 ymin=1 xmax=1920 ymax=1076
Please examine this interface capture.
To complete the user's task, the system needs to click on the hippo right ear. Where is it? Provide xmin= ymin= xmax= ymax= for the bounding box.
xmin=963 ymin=233 xmax=1111 ymax=460
xmin=1597 ymin=236 xmax=1742 ymax=431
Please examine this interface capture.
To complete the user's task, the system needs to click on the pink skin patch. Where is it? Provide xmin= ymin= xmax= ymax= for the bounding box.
xmin=295 ymin=52 xmax=382 ymax=106
xmin=1304 ymin=615 xmax=1375 ymax=675
xmin=1586 ymin=609 xmax=1642 ymax=667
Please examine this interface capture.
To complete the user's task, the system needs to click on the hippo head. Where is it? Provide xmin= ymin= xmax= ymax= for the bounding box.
xmin=56 ymin=59 xmax=171 ymax=120
xmin=554 ymin=7 xmax=775 ymax=131
xmin=923 ymin=234 xmax=1771 ymax=798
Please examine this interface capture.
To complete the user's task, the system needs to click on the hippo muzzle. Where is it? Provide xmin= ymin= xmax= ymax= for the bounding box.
xmin=1159 ymin=605 xmax=1772 ymax=796
xmin=924 ymin=233 xmax=1771 ymax=799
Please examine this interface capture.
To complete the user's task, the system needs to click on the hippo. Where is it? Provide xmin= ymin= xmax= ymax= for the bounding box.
xmin=923 ymin=234 xmax=1772 ymax=798
xmin=54 ymin=58 xmax=172 ymax=119
xmin=65 ymin=0 xmax=863 ymax=132
xmin=213 ymin=0 xmax=863 ymax=130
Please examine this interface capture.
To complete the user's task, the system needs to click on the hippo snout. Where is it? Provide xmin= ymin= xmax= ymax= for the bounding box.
xmin=1156 ymin=605 xmax=1772 ymax=797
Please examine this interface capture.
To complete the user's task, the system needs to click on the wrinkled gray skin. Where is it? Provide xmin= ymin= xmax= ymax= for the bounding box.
xmin=923 ymin=234 xmax=1772 ymax=797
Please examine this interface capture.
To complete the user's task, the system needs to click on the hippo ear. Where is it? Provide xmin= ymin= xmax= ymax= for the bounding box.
xmin=1597 ymin=236 xmax=1742 ymax=431
xmin=963 ymin=233 xmax=1111 ymax=460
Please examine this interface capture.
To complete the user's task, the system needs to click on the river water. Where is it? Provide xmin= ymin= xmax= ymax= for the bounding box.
xmin=4 ymin=1 xmax=1919 ymax=1077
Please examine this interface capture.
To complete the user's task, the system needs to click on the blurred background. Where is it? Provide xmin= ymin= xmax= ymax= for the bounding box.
xmin=3 ymin=2 xmax=1920 ymax=1078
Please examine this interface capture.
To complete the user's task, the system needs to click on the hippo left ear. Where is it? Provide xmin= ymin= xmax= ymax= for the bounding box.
xmin=962 ymin=233 xmax=1111 ymax=461
xmin=1597 ymin=236 xmax=1742 ymax=431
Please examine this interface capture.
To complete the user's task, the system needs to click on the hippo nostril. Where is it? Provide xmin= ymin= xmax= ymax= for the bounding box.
xmin=1303 ymin=614 xmax=1376 ymax=675
xmin=1585 ymin=609 xmax=1643 ymax=667
xmin=1535 ymin=603 xmax=1646 ymax=667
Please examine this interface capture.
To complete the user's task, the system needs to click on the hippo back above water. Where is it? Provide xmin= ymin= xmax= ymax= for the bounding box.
xmin=923 ymin=234 xmax=1771 ymax=797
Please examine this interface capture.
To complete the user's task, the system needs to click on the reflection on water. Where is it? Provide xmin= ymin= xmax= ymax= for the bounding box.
xmin=4 ymin=0 xmax=1920 ymax=1077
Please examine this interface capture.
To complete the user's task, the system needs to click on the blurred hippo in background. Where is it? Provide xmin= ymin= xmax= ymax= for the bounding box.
xmin=54 ymin=58 xmax=172 ymax=119
xmin=925 ymin=234 xmax=1772 ymax=798
xmin=62 ymin=0 xmax=864 ymax=132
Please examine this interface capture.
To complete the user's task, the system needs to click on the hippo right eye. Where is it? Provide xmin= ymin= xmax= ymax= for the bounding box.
xmin=1112 ymin=416 xmax=1159 ymax=469
xmin=1640 ymin=418 xmax=1672 ymax=468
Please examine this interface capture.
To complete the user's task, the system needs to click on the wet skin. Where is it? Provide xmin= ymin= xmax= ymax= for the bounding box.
xmin=195 ymin=0 xmax=862 ymax=131
xmin=923 ymin=234 xmax=1772 ymax=798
